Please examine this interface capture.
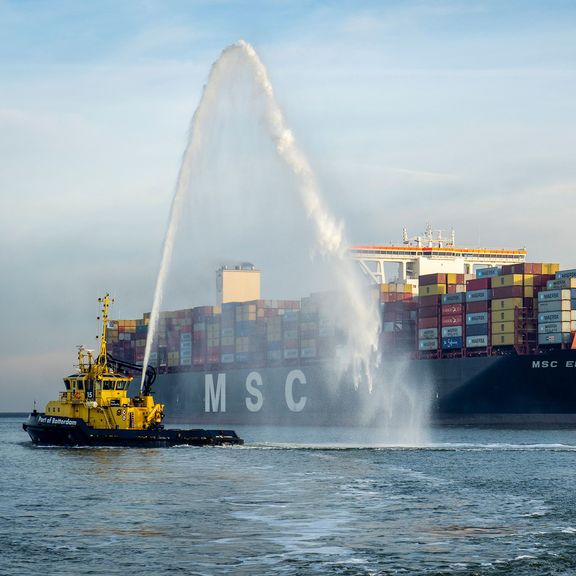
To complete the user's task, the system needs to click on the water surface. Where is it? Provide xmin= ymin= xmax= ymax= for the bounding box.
xmin=3 ymin=417 xmax=576 ymax=575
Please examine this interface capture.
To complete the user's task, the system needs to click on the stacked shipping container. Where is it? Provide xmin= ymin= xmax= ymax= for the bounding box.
xmin=108 ymin=263 xmax=576 ymax=370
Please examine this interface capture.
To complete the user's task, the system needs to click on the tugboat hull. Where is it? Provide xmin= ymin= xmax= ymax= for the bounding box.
xmin=22 ymin=412 xmax=243 ymax=447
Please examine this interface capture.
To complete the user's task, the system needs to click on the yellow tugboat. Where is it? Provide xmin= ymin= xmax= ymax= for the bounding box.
xmin=23 ymin=294 xmax=243 ymax=447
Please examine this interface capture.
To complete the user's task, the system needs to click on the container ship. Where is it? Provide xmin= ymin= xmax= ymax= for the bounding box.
xmin=110 ymin=228 xmax=576 ymax=427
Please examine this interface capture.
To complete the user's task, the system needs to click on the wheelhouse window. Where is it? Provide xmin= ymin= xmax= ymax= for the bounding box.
xmin=64 ymin=380 xmax=70 ymax=390
xmin=115 ymin=382 xmax=126 ymax=390
xmin=77 ymin=381 xmax=84 ymax=390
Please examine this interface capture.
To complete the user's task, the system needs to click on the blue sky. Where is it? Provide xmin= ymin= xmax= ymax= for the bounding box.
xmin=2 ymin=0 xmax=576 ymax=409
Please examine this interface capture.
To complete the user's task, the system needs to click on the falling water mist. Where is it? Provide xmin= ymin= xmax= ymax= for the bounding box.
xmin=141 ymin=40 xmax=430 ymax=443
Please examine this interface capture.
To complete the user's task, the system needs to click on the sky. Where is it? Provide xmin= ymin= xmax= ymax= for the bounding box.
xmin=2 ymin=0 xmax=576 ymax=410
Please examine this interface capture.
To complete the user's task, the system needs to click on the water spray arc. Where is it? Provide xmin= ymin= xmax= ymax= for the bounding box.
xmin=140 ymin=41 xmax=428 ymax=443
xmin=142 ymin=40 xmax=379 ymax=392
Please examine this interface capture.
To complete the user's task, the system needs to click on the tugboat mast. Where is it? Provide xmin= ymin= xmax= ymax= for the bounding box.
xmin=97 ymin=293 xmax=113 ymax=368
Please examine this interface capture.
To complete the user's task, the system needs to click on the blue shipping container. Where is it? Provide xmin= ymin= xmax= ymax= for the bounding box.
xmin=441 ymin=293 xmax=465 ymax=304
xmin=466 ymin=312 xmax=489 ymax=325
xmin=466 ymin=323 xmax=489 ymax=337
xmin=466 ymin=289 xmax=492 ymax=302
xmin=476 ymin=267 xmax=501 ymax=278
xmin=442 ymin=336 xmax=463 ymax=349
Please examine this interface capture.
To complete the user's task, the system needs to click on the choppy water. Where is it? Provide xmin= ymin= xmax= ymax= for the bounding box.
xmin=3 ymin=416 xmax=576 ymax=575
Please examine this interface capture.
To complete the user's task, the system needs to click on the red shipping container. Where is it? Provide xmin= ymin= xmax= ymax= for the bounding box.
xmin=492 ymin=285 xmax=523 ymax=299
xmin=419 ymin=273 xmax=447 ymax=286
xmin=442 ymin=303 xmax=463 ymax=315
xmin=418 ymin=317 xmax=438 ymax=329
xmin=467 ymin=278 xmax=491 ymax=291
xmin=442 ymin=314 xmax=464 ymax=327
xmin=419 ymin=306 xmax=439 ymax=319
xmin=419 ymin=295 xmax=440 ymax=307
xmin=466 ymin=300 xmax=490 ymax=312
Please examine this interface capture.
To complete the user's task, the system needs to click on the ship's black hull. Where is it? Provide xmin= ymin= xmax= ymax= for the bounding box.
xmin=148 ymin=348 xmax=576 ymax=427
xmin=22 ymin=412 xmax=243 ymax=447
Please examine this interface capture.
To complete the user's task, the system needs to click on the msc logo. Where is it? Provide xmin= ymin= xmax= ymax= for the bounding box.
xmin=204 ymin=370 xmax=307 ymax=413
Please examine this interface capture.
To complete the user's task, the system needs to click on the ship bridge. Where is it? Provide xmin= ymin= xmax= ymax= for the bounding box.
xmin=349 ymin=226 xmax=526 ymax=285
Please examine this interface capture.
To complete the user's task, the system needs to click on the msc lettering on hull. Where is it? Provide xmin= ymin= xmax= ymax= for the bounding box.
xmin=532 ymin=361 xmax=576 ymax=368
xmin=204 ymin=370 xmax=307 ymax=413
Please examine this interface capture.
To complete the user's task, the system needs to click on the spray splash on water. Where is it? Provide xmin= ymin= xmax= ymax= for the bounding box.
xmin=140 ymin=41 xmax=429 ymax=442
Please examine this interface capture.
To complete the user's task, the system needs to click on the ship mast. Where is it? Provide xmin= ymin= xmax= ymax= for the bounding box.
xmin=97 ymin=293 xmax=113 ymax=368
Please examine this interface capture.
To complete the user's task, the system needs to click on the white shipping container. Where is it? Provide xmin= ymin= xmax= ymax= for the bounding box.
xmin=442 ymin=326 xmax=463 ymax=338
xmin=418 ymin=338 xmax=438 ymax=351
xmin=538 ymin=322 xmax=572 ymax=334
xmin=418 ymin=328 xmax=438 ymax=339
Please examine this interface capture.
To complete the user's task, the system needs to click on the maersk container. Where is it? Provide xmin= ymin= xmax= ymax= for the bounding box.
xmin=466 ymin=312 xmax=489 ymax=325
xmin=538 ymin=322 xmax=572 ymax=334
xmin=555 ymin=269 xmax=576 ymax=279
xmin=476 ymin=267 xmax=501 ymax=278
xmin=538 ymin=311 xmax=572 ymax=323
xmin=538 ymin=332 xmax=572 ymax=345
xmin=466 ymin=335 xmax=489 ymax=347
xmin=537 ymin=300 xmax=572 ymax=313
xmin=419 ymin=338 xmax=439 ymax=351
xmin=441 ymin=293 xmax=465 ymax=304
xmin=538 ymin=289 xmax=571 ymax=302
xmin=466 ymin=334 xmax=490 ymax=348
xmin=466 ymin=289 xmax=492 ymax=302
xmin=546 ymin=277 xmax=576 ymax=290
xmin=442 ymin=326 xmax=462 ymax=338
xmin=418 ymin=327 xmax=438 ymax=339
xmin=466 ymin=323 xmax=488 ymax=337
xmin=442 ymin=337 xmax=462 ymax=349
